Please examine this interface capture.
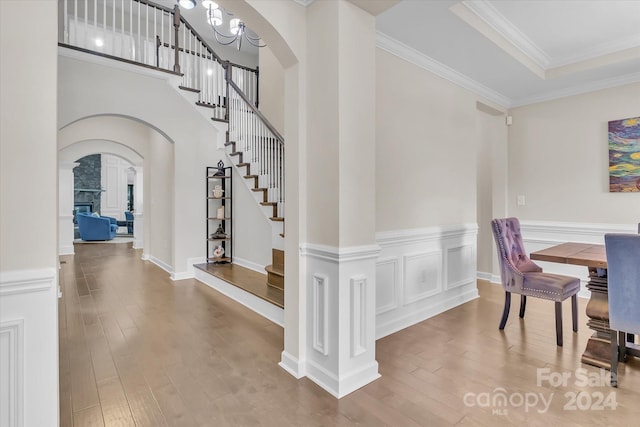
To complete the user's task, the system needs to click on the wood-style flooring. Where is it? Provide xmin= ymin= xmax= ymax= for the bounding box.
xmin=59 ymin=243 xmax=640 ymax=426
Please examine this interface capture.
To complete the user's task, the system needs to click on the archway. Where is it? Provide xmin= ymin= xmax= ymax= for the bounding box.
xmin=58 ymin=115 xmax=174 ymax=266
xmin=59 ymin=140 xmax=144 ymax=255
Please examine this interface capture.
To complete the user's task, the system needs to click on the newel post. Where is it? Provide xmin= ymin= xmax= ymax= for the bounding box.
xmin=173 ymin=5 xmax=181 ymax=73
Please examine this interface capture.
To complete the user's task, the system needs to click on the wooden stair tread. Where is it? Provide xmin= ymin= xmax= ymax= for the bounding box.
xmin=251 ymin=187 xmax=267 ymax=192
xmin=237 ymin=163 xmax=250 ymax=167
xmin=270 ymin=217 xmax=284 ymax=222
xmin=195 ymin=101 xmax=217 ymax=109
xmin=224 ymin=141 xmax=235 ymax=147
xmin=260 ymin=202 xmax=277 ymax=206
xmin=265 ymin=265 xmax=284 ymax=277
xmin=179 ymin=85 xmax=200 ymax=93
xmin=279 ymin=233 xmax=285 ymax=238
xmin=194 ymin=263 xmax=283 ymax=308
xmin=244 ymin=175 xmax=258 ymax=179
xmin=211 ymin=117 xmax=229 ymax=123
xmin=229 ymin=152 xmax=242 ymax=156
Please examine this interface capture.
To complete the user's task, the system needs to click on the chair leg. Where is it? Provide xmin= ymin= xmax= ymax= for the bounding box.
xmin=571 ymin=294 xmax=578 ymax=332
xmin=618 ymin=331 xmax=626 ymax=363
xmin=555 ymin=301 xmax=563 ymax=346
xmin=611 ymin=330 xmax=618 ymax=387
xmin=499 ymin=291 xmax=511 ymax=330
xmin=519 ymin=295 xmax=526 ymax=318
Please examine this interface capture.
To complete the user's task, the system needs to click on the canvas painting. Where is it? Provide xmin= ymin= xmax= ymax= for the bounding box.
xmin=609 ymin=117 xmax=640 ymax=192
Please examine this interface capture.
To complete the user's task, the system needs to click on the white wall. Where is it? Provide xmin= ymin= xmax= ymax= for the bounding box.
xmin=374 ymin=48 xmax=481 ymax=341
xmin=376 ymin=49 xmax=478 ymax=231
xmin=0 ymin=1 xmax=59 ymax=425
xmin=507 ymin=83 xmax=640 ymax=224
xmin=231 ymin=166 xmax=272 ymax=269
xmin=148 ymin=130 xmax=175 ymax=268
xmin=258 ymin=46 xmax=285 ymax=134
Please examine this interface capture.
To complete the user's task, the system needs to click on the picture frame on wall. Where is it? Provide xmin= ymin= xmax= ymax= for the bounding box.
xmin=608 ymin=116 xmax=640 ymax=192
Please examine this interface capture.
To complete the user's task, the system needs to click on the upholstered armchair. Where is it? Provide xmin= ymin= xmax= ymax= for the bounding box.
xmin=125 ymin=211 xmax=134 ymax=234
xmin=605 ymin=233 xmax=640 ymax=387
xmin=491 ymin=218 xmax=580 ymax=346
xmin=77 ymin=212 xmax=117 ymax=241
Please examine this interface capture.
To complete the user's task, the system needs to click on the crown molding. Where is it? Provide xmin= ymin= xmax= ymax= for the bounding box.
xmin=461 ymin=0 xmax=550 ymax=68
xmin=510 ymin=71 xmax=640 ymax=108
xmin=460 ymin=0 xmax=640 ymax=73
xmin=375 ymin=31 xmax=511 ymax=108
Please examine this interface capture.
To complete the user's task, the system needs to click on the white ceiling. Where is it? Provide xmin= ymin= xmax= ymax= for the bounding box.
xmin=376 ymin=0 xmax=640 ymax=107
xmin=165 ymin=0 xmax=640 ymax=108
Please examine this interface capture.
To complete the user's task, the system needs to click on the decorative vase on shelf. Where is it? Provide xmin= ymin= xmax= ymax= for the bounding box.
xmin=216 ymin=206 xmax=225 ymax=219
xmin=212 ymin=184 xmax=224 ymax=198
xmin=213 ymin=245 xmax=225 ymax=258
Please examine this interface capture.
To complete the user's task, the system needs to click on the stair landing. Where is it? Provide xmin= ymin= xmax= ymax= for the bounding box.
xmin=194 ymin=262 xmax=283 ymax=308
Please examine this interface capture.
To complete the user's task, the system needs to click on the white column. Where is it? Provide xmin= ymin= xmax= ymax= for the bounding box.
xmin=59 ymin=162 xmax=79 ymax=255
xmin=291 ymin=0 xmax=379 ymax=398
xmin=132 ymin=166 xmax=144 ymax=250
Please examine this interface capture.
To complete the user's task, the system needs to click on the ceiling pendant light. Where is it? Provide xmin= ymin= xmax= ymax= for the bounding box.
xmin=203 ymin=3 xmax=266 ymax=51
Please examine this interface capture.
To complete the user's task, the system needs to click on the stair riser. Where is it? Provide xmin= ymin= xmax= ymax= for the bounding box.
xmin=267 ymin=272 xmax=284 ymax=290
xmin=272 ymin=249 xmax=284 ymax=271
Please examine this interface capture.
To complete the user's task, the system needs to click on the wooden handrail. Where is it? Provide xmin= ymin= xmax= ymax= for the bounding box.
xmin=228 ymin=77 xmax=284 ymax=143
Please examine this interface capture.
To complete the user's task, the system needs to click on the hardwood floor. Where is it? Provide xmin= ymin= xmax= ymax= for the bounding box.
xmin=60 ymin=243 xmax=640 ymax=426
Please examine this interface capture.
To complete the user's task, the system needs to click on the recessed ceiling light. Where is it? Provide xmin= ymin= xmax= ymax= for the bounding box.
xmin=177 ymin=0 xmax=196 ymax=9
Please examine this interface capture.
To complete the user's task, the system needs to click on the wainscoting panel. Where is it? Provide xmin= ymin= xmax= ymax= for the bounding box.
xmin=403 ymin=251 xmax=442 ymax=305
xmin=375 ymin=257 xmax=399 ymax=315
xmin=0 ymin=319 xmax=23 ymax=427
xmin=0 ymin=268 xmax=57 ymax=427
xmin=445 ymin=244 xmax=476 ymax=290
xmin=312 ymin=274 xmax=329 ymax=356
xmin=350 ymin=276 xmax=367 ymax=357
xmin=376 ymin=224 xmax=479 ymax=339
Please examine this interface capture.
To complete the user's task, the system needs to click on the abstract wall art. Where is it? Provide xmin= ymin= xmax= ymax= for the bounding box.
xmin=609 ymin=116 xmax=640 ymax=192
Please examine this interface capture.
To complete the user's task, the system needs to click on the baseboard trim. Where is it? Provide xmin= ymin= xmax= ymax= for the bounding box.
xmin=376 ymin=286 xmax=479 ymax=339
xmin=171 ymin=257 xmax=207 ymax=281
xmin=477 ymin=271 xmax=501 ymax=284
xmin=233 ymin=257 xmax=266 ymax=274
xmin=306 ymin=359 xmax=380 ymax=399
xmin=148 ymin=255 xmax=173 ymax=275
xmin=194 ymin=268 xmax=284 ymax=327
xmin=279 ymin=351 xmax=305 ymax=379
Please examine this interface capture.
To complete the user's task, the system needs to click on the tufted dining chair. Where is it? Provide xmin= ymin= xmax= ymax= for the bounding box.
xmin=605 ymin=233 xmax=640 ymax=387
xmin=491 ymin=218 xmax=580 ymax=346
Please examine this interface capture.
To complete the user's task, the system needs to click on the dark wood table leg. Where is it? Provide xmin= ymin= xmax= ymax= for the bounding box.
xmin=582 ymin=267 xmax=612 ymax=369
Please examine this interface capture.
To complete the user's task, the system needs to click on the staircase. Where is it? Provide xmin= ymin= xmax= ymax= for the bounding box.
xmin=58 ymin=0 xmax=285 ymax=297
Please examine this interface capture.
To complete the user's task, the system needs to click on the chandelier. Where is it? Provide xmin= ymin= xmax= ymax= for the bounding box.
xmin=178 ymin=1 xmax=266 ymax=51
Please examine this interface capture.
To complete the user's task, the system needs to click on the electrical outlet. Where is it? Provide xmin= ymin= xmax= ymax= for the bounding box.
xmin=517 ymin=195 xmax=526 ymax=206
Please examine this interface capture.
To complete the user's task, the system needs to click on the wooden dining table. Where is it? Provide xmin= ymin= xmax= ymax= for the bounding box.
xmin=530 ymin=242 xmax=612 ymax=369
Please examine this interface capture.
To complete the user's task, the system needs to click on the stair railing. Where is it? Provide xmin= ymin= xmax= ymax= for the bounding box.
xmin=59 ymin=0 xmax=283 ymax=213
xmin=59 ymin=0 xmax=259 ymax=113
xmin=226 ymin=62 xmax=284 ymax=211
